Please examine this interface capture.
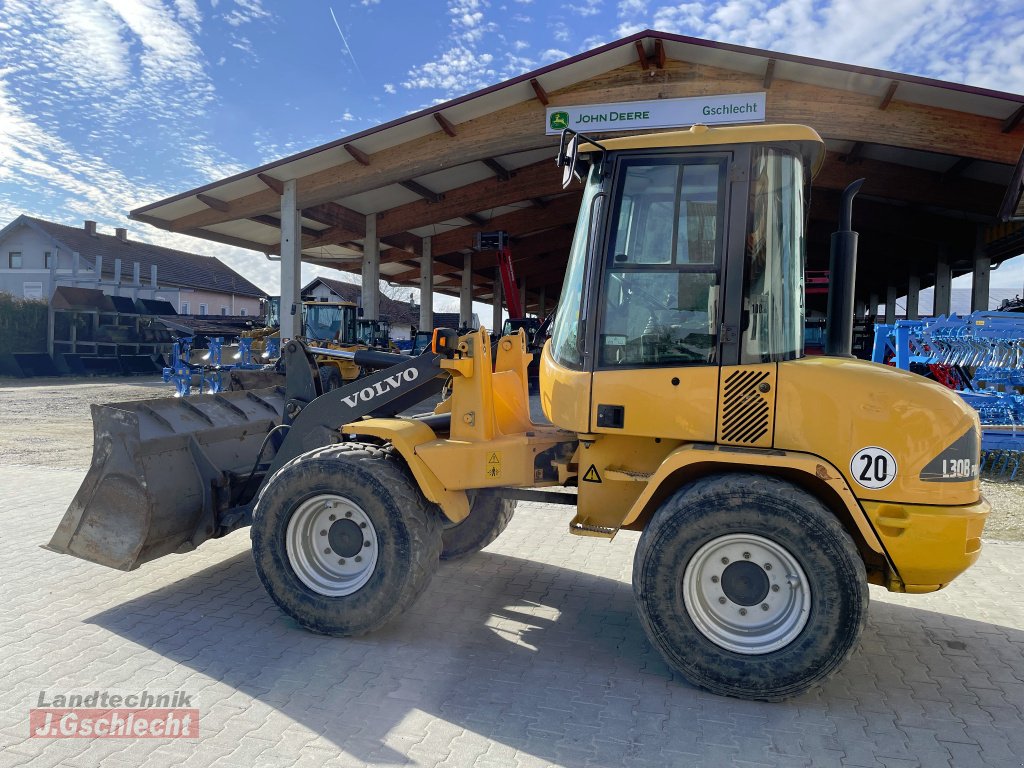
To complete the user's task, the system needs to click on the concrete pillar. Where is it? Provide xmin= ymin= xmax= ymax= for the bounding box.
xmin=492 ymin=268 xmax=502 ymax=333
xmin=906 ymin=274 xmax=920 ymax=320
xmin=460 ymin=252 xmax=473 ymax=328
xmin=971 ymin=227 xmax=990 ymax=312
xmin=538 ymin=286 xmax=546 ymax=319
xmin=519 ymin=279 xmax=527 ymax=318
xmin=279 ymin=179 xmax=302 ymax=340
xmin=419 ymin=236 xmax=433 ymax=331
xmin=868 ymin=292 xmax=879 ymax=319
xmin=884 ymin=285 xmax=897 ymax=324
xmin=934 ymin=247 xmax=952 ymax=317
xmin=361 ymin=213 xmax=380 ymax=320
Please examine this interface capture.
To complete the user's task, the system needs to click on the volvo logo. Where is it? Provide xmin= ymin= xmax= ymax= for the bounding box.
xmin=340 ymin=368 xmax=419 ymax=408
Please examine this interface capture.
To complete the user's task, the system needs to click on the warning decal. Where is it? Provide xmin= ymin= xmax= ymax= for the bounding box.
xmin=486 ymin=451 xmax=502 ymax=479
xmin=582 ymin=464 xmax=602 ymax=483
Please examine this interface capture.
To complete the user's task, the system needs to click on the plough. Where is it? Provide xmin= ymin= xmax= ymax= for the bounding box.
xmin=872 ymin=311 xmax=1024 ymax=478
xmin=162 ymin=337 xmax=271 ymax=397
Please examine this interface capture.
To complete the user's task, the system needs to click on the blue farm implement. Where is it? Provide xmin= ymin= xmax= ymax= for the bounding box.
xmin=163 ymin=337 xmax=269 ymax=397
xmin=872 ymin=311 xmax=1024 ymax=479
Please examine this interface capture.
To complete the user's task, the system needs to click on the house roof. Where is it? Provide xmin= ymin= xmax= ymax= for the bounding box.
xmin=5 ymin=215 xmax=266 ymax=298
xmin=303 ymin=276 xmax=420 ymax=325
xmin=303 ymin=276 xmax=461 ymax=328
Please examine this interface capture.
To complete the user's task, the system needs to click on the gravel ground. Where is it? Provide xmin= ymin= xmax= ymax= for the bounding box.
xmin=0 ymin=375 xmax=1020 ymax=541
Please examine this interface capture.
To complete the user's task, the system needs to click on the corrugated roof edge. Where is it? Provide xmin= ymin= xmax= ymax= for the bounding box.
xmin=130 ymin=29 xmax=1024 ymax=218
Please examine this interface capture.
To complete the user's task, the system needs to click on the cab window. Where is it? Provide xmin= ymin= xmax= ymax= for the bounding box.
xmin=599 ymin=157 xmax=726 ymax=367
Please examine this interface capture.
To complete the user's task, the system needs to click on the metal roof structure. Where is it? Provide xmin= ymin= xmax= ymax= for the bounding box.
xmin=131 ymin=29 xmax=1024 ymax=314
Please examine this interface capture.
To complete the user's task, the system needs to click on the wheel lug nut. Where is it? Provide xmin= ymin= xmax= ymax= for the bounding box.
xmin=764 ymin=563 xmax=772 ymax=570
xmin=363 ymin=541 xmax=371 ymax=548
xmin=720 ymin=557 xmax=729 ymax=565
xmin=329 ymin=514 xmax=336 ymax=521
xmin=355 ymin=556 xmax=362 ymax=563
xmin=320 ymin=530 xmax=327 ymax=536
xmin=739 ymin=608 xmax=747 ymax=616
xmin=772 ymin=584 xmax=780 ymax=592
xmin=743 ymin=552 xmax=750 ymax=559
xmin=345 ymin=511 xmax=352 ymax=518
xmin=339 ymin=558 xmax=346 ymax=565
xmin=360 ymin=522 xmax=367 ymax=529
xmin=324 ymin=548 xmax=331 ymax=554
xmin=761 ymin=603 xmax=769 ymax=611
xmin=718 ymin=597 xmax=726 ymax=604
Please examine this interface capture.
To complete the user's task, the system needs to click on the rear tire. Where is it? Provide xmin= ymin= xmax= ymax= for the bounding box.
xmin=252 ymin=442 xmax=443 ymax=636
xmin=319 ymin=365 xmax=342 ymax=393
xmin=632 ymin=473 xmax=867 ymax=701
xmin=440 ymin=495 xmax=515 ymax=560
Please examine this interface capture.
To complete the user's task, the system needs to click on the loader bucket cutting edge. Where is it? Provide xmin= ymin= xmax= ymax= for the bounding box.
xmin=46 ymin=387 xmax=285 ymax=570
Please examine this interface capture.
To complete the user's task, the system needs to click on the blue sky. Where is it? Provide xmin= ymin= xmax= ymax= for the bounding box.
xmin=1 ymin=0 xmax=1023 ymax=307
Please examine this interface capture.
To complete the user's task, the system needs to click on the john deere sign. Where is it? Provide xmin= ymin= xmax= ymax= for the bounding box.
xmin=545 ymin=93 xmax=766 ymax=135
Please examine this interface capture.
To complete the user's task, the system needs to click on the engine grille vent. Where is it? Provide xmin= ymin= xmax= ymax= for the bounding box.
xmin=720 ymin=370 xmax=771 ymax=444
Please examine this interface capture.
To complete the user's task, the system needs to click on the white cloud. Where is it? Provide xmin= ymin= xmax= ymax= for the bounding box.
xmin=341 ymin=111 xmax=356 ymax=121
xmin=402 ymin=1 xmax=504 ymax=95
xmin=513 ymin=39 xmax=529 ymax=51
xmin=569 ymin=2 xmax=603 ymax=16
xmin=383 ymin=83 xmax=397 ymax=94
xmin=222 ymin=0 xmax=270 ymax=26
xmin=540 ymin=48 xmax=569 ymax=63
xmin=361 ymin=0 xmax=381 ymax=4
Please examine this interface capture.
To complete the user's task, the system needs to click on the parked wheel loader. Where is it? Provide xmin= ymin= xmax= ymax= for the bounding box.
xmin=46 ymin=123 xmax=989 ymax=701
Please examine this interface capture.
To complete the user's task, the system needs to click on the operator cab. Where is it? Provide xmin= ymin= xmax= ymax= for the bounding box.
xmin=545 ymin=124 xmax=824 ymax=435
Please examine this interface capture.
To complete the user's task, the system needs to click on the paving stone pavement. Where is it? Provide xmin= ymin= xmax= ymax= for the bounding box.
xmin=0 ymin=463 xmax=1021 ymax=768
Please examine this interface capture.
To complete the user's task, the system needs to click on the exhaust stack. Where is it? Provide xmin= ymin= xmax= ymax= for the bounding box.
xmin=825 ymin=179 xmax=865 ymax=357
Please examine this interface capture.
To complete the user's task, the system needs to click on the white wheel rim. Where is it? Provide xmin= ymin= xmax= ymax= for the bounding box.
xmin=286 ymin=494 xmax=379 ymax=597
xmin=682 ymin=533 xmax=810 ymax=655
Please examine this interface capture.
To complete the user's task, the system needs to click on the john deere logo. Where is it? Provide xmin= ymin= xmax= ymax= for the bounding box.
xmin=549 ymin=111 xmax=569 ymax=130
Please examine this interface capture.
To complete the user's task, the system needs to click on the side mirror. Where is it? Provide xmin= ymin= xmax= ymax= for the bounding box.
xmin=561 ymin=133 xmax=580 ymax=189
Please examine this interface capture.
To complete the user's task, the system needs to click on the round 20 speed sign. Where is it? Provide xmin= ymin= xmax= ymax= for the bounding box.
xmin=850 ymin=447 xmax=897 ymax=490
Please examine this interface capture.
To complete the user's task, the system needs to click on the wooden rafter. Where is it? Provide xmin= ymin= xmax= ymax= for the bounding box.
xmin=843 ymin=142 xmax=864 ymax=164
xmin=257 ymin=173 xmax=284 ymax=195
xmin=653 ymin=39 xmax=665 ymax=69
xmin=1003 ymin=104 xmax=1024 ymax=133
xmin=529 ymin=78 xmax=549 ymax=106
xmin=481 ymin=157 xmax=511 ymax=181
xmin=763 ymin=59 xmax=776 ymax=89
xmin=635 ymin=40 xmax=649 ymax=71
xmin=399 ymin=179 xmax=444 ymax=203
xmin=463 ymin=212 xmax=487 ymax=227
xmin=196 ymin=193 xmax=230 ymax=212
xmin=434 ymin=112 xmax=457 ymax=137
xmin=941 ymin=157 xmax=974 ymax=183
xmin=374 ymin=160 xmax=566 ymax=238
xmin=250 ymin=214 xmax=320 ymax=238
xmin=879 ymin=81 xmax=899 ymax=110
xmin=344 ymin=144 xmax=371 ymax=166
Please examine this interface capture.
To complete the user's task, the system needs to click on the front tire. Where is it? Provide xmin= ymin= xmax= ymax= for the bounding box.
xmin=319 ymin=365 xmax=342 ymax=393
xmin=440 ymin=494 xmax=515 ymax=560
xmin=252 ymin=443 xmax=443 ymax=636
xmin=633 ymin=473 xmax=867 ymax=701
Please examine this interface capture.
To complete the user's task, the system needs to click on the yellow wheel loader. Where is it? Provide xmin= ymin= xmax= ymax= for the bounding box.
xmin=46 ymin=124 xmax=988 ymax=701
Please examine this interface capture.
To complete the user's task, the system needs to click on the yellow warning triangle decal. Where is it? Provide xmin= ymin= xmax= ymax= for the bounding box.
xmin=582 ymin=464 xmax=601 ymax=483
xmin=487 ymin=453 xmax=500 ymax=464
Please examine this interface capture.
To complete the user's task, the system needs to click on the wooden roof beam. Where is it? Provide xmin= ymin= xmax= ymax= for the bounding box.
xmin=879 ymin=81 xmax=899 ymax=110
xmin=344 ymin=144 xmax=371 ymax=166
xmin=399 ymin=179 xmax=444 ymax=203
xmin=250 ymin=214 xmax=320 ymax=238
xmin=843 ymin=142 xmax=864 ymax=164
xmin=763 ymin=59 xmax=776 ymax=89
xmin=434 ymin=112 xmax=457 ymax=137
xmin=635 ymin=40 xmax=649 ymax=71
xmin=463 ymin=212 xmax=488 ymax=227
xmin=942 ymin=157 xmax=974 ymax=183
xmin=1003 ymin=104 xmax=1024 ymax=133
xmin=256 ymin=173 xmax=284 ymax=195
xmin=375 ymin=160 xmax=567 ymax=238
xmin=196 ymin=193 xmax=230 ymax=213
xmin=529 ymin=78 xmax=549 ymax=105
xmin=481 ymin=157 xmax=512 ymax=181
xmin=653 ymin=38 xmax=666 ymax=69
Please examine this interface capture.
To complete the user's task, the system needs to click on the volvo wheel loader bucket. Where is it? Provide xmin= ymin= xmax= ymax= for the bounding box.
xmin=46 ymin=387 xmax=285 ymax=571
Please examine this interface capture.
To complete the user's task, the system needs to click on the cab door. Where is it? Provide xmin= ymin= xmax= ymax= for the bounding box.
xmin=588 ymin=149 xmax=749 ymax=441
